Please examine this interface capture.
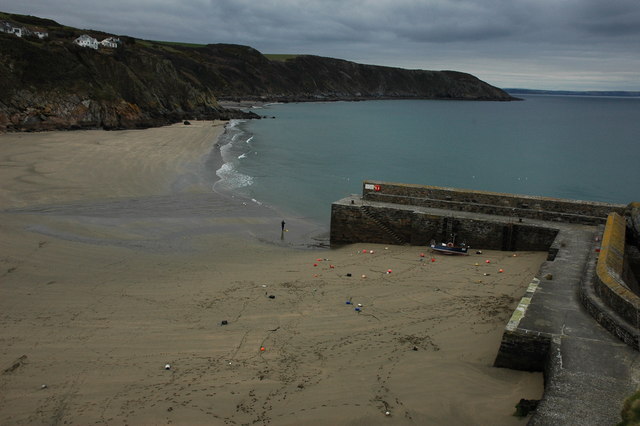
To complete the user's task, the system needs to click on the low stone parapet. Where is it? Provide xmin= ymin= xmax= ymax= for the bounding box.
xmin=362 ymin=181 xmax=626 ymax=225
xmin=591 ymin=213 xmax=640 ymax=338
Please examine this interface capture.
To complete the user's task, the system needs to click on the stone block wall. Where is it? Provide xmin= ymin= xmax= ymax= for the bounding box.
xmin=330 ymin=200 xmax=558 ymax=251
xmin=362 ymin=181 xmax=626 ymax=225
xmin=494 ymin=277 xmax=553 ymax=371
xmin=330 ymin=203 xmax=414 ymax=245
xmin=493 ymin=330 xmax=551 ymax=371
xmin=593 ymin=213 xmax=640 ymax=328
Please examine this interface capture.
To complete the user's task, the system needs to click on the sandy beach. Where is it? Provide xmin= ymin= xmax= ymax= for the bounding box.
xmin=0 ymin=121 xmax=545 ymax=425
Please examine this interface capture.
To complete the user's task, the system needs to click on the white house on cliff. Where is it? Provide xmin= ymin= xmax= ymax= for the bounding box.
xmin=100 ymin=37 xmax=120 ymax=48
xmin=74 ymin=34 xmax=99 ymax=49
xmin=74 ymin=34 xmax=120 ymax=49
xmin=0 ymin=21 xmax=48 ymax=39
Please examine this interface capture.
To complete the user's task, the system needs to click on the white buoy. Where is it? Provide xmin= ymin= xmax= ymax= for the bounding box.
xmin=164 ymin=364 xmax=171 ymax=370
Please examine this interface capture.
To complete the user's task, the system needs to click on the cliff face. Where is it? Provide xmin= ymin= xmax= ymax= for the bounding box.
xmin=163 ymin=44 xmax=515 ymax=102
xmin=0 ymin=13 xmax=514 ymax=132
xmin=0 ymin=33 xmax=253 ymax=131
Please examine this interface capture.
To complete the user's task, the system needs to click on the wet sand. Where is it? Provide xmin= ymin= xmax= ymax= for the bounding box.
xmin=0 ymin=121 xmax=544 ymax=425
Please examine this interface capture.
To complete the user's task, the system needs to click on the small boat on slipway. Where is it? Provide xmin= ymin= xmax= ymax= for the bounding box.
xmin=429 ymin=237 xmax=469 ymax=255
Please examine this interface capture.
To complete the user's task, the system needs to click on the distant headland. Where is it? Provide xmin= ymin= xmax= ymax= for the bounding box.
xmin=1 ymin=11 xmax=514 ymax=132
xmin=504 ymin=88 xmax=640 ymax=97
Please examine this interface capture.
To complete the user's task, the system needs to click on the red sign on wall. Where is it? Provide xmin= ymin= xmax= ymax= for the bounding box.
xmin=374 ymin=185 xmax=381 ymax=192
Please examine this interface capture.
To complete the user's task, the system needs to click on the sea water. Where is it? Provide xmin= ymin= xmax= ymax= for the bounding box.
xmin=214 ymin=95 xmax=640 ymax=227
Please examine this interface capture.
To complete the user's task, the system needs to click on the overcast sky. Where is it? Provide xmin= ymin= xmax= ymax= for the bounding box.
xmin=2 ymin=0 xmax=639 ymax=90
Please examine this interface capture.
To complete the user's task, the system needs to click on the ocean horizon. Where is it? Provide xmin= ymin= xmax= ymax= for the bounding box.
xmin=213 ymin=95 xmax=640 ymax=227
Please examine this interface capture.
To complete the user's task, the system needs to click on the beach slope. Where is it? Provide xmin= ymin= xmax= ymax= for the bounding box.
xmin=0 ymin=122 xmax=544 ymax=425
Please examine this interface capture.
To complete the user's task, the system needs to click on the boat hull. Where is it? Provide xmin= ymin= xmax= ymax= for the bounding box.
xmin=430 ymin=244 xmax=469 ymax=255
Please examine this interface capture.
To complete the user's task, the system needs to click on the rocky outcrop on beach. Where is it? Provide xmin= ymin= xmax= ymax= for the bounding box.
xmin=0 ymin=11 xmax=514 ymax=132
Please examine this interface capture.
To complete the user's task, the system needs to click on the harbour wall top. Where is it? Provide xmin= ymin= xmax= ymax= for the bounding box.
xmin=362 ymin=180 xmax=626 ymax=225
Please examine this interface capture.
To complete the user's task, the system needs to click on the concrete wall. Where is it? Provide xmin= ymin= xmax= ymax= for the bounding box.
xmin=493 ymin=330 xmax=551 ymax=372
xmin=330 ymin=203 xmax=413 ymax=245
xmin=493 ymin=277 xmax=553 ymax=371
xmin=331 ymin=200 xmax=558 ymax=252
xmin=593 ymin=213 xmax=640 ymax=328
xmin=361 ymin=181 xmax=626 ymax=225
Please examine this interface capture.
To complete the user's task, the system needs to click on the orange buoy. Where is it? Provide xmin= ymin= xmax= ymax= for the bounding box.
xmin=485 ymin=259 xmax=491 ymax=264
xmin=387 ymin=269 xmax=392 ymax=274
xmin=260 ymin=346 xmax=266 ymax=352
xmin=420 ymin=253 xmax=425 ymax=257
xmin=431 ymin=258 xmax=436 ymax=262
xmin=499 ymin=269 xmax=504 ymax=273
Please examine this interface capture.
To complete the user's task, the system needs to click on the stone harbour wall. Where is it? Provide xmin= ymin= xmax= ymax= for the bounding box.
xmin=330 ymin=199 xmax=559 ymax=252
xmin=493 ymin=278 xmax=553 ymax=371
xmin=361 ymin=181 xmax=626 ymax=225
xmin=593 ymin=213 xmax=640 ymax=330
xmin=330 ymin=182 xmax=640 ymax=424
xmin=330 ymin=183 xmax=640 ymax=354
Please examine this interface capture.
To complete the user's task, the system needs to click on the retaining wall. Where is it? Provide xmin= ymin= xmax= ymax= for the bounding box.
xmin=592 ymin=213 xmax=640 ymax=334
xmin=493 ymin=278 xmax=552 ymax=371
xmin=331 ymin=199 xmax=558 ymax=251
xmin=361 ymin=181 xmax=625 ymax=225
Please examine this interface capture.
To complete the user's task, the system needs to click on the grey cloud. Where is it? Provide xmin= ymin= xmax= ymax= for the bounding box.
xmin=572 ymin=0 xmax=640 ymax=36
xmin=1 ymin=0 xmax=639 ymax=90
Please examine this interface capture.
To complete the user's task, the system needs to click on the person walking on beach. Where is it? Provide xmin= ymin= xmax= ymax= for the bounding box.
xmin=281 ymin=220 xmax=286 ymax=231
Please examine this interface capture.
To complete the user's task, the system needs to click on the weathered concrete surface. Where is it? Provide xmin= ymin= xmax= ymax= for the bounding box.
xmin=510 ymin=226 xmax=640 ymax=425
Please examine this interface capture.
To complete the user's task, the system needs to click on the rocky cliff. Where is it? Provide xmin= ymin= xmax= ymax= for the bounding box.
xmin=0 ymin=12 xmax=515 ymax=132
